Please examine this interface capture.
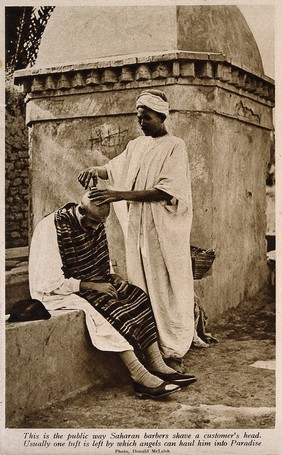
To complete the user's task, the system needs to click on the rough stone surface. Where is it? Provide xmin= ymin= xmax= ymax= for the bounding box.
xmin=177 ymin=6 xmax=263 ymax=74
xmin=5 ymin=310 xmax=130 ymax=426
xmin=5 ymin=81 xmax=29 ymax=248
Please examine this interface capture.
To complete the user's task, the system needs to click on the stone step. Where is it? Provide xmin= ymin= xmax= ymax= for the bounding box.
xmin=5 ymin=267 xmax=30 ymax=315
xmin=5 ymin=246 xmax=29 ymax=260
xmin=5 ymin=248 xmax=30 ymax=313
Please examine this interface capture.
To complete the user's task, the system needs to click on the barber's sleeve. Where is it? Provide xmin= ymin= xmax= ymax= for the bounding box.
xmin=154 ymin=139 xmax=191 ymax=214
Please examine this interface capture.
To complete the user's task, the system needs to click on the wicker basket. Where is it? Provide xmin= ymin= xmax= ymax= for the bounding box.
xmin=190 ymin=246 xmax=216 ymax=280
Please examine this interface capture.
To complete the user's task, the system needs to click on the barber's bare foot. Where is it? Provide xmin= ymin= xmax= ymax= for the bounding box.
xmin=165 ymin=358 xmax=186 ymax=374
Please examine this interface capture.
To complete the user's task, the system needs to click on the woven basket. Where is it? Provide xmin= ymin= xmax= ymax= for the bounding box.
xmin=190 ymin=246 xmax=216 ymax=280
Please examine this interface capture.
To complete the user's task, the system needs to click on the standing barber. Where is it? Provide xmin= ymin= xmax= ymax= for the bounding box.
xmin=78 ymin=89 xmax=194 ymax=373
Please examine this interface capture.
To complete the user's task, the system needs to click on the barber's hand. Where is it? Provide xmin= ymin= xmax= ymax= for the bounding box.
xmin=77 ymin=167 xmax=98 ymax=189
xmin=88 ymin=188 xmax=123 ymax=205
xmin=80 ymin=281 xmax=118 ymax=298
xmin=111 ymin=274 xmax=129 ymax=295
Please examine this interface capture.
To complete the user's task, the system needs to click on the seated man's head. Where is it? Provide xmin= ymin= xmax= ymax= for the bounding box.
xmin=76 ymin=192 xmax=110 ymax=232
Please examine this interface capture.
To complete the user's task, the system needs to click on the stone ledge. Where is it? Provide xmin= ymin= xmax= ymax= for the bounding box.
xmin=6 ymin=309 xmax=130 ymax=426
xmin=14 ymin=51 xmax=274 ymax=104
xmin=6 ymin=246 xmax=29 ymax=260
xmin=14 ymin=51 xmax=226 ymax=77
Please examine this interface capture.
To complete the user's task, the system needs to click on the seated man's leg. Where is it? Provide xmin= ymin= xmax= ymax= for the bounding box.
xmin=80 ymin=284 xmax=158 ymax=352
xmin=43 ymin=294 xmax=133 ymax=352
xmin=44 ymin=294 xmax=181 ymax=398
xmin=119 ymin=350 xmax=180 ymax=398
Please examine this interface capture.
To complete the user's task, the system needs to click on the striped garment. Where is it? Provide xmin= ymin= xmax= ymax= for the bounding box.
xmin=54 ymin=203 xmax=157 ymax=351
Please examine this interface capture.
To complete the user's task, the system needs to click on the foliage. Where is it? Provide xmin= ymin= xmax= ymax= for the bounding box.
xmin=5 ymin=6 xmax=55 ymax=75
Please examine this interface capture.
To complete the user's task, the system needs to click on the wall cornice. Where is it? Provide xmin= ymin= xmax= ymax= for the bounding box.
xmin=14 ymin=51 xmax=275 ymax=105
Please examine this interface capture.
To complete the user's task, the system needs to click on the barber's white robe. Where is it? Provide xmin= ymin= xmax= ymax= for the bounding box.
xmin=105 ymin=134 xmax=195 ymax=358
xmin=29 ymin=213 xmax=133 ymax=352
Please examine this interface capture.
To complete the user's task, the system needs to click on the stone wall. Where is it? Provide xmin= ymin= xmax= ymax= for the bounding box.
xmin=5 ymin=80 xmax=29 ymax=248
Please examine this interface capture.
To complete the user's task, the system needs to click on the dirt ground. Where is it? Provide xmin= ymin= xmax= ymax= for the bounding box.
xmin=18 ymin=287 xmax=275 ymax=429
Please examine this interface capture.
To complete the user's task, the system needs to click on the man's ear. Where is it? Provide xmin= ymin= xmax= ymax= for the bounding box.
xmin=78 ymin=205 xmax=86 ymax=215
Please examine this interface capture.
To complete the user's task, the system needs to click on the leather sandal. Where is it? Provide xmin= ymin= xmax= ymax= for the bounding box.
xmin=150 ymin=371 xmax=197 ymax=387
xmin=134 ymin=381 xmax=180 ymax=399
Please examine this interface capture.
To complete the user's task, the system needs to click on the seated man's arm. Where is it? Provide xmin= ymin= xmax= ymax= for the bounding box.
xmin=29 ymin=213 xmax=81 ymax=299
xmin=52 ymin=277 xmax=81 ymax=296
xmin=80 ymin=281 xmax=118 ymax=298
xmin=29 ymin=213 xmax=119 ymax=300
xmin=110 ymin=273 xmax=129 ymax=294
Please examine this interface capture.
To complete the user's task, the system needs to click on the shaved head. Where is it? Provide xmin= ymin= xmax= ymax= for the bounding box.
xmin=81 ymin=191 xmax=110 ymax=219
xmin=76 ymin=191 xmax=110 ymax=231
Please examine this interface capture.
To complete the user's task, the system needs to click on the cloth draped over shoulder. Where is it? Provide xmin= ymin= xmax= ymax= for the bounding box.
xmin=105 ymin=135 xmax=195 ymax=358
xmin=29 ymin=204 xmax=157 ymax=352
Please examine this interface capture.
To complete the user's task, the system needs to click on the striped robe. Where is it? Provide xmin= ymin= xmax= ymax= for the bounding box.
xmin=54 ymin=204 xmax=157 ymax=351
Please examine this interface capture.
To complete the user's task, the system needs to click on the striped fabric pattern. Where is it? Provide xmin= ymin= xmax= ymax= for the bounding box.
xmin=55 ymin=204 xmax=157 ymax=351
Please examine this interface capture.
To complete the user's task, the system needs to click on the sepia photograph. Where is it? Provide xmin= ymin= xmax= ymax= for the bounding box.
xmin=1 ymin=1 xmax=279 ymax=454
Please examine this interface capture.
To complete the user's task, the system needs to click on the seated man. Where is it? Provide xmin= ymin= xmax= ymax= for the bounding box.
xmin=29 ymin=192 xmax=196 ymax=399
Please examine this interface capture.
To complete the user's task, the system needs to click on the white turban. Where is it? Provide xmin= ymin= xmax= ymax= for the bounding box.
xmin=136 ymin=92 xmax=169 ymax=118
